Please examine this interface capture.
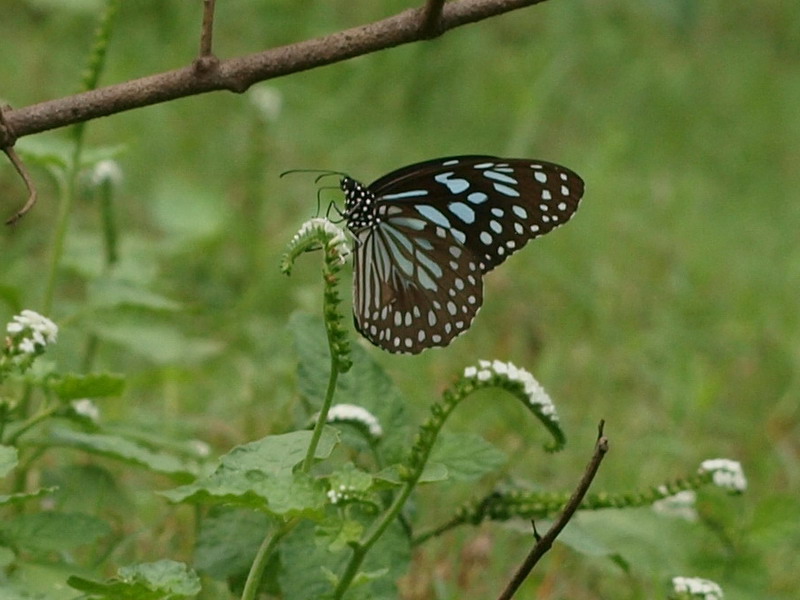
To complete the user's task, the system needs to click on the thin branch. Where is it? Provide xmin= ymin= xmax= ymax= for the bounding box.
xmin=497 ymin=421 xmax=610 ymax=600
xmin=1 ymin=107 xmax=37 ymax=225
xmin=1 ymin=0 xmax=549 ymax=144
xmin=2 ymin=147 xmax=38 ymax=225
xmin=199 ymin=0 xmax=217 ymax=58
xmin=420 ymin=0 xmax=447 ymax=37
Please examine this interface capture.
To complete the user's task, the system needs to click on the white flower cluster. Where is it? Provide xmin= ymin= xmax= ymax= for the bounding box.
xmin=91 ymin=159 xmax=123 ymax=187
xmin=71 ymin=399 xmax=100 ymax=424
xmin=672 ymin=576 xmax=724 ymax=599
xmin=653 ymin=489 xmax=697 ymax=521
xmin=699 ymin=458 xmax=747 ymax=492
xmin=327 ymin=484 xmax=358 ymax=505
xmin=249 ymin=85 xmax=283 ymax=122
xmin=5 ymin=310 xmax=58 ymax=355
xmin=292 ymin=218 xmax=351 ymax=264
xmin=463 ymin=360 xmax=559 ymax=421
xmin=324 ymin=403 xmax=383 ymax=438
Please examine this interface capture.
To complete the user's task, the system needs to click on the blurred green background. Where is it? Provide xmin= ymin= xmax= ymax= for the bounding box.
xmin=1 ymin=0 xmax=798 ymax=598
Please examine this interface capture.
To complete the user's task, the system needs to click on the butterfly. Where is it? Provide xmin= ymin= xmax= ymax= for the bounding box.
xmin=339 ymin=155 xmax=584 ymax=354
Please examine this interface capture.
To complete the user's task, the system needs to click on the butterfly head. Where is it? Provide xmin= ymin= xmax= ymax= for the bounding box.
xmin=340 ymin=176 xmax=378 ymax=233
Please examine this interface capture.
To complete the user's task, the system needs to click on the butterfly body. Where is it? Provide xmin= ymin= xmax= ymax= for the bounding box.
xmin=340 ymin=156 xmax=584 ymax=354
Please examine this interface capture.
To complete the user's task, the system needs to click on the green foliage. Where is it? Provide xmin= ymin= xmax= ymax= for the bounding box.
xmin=68 ymin=560 xmax=200 ymax=600
xmin=1 ymin=0 xmax=797 ymax=599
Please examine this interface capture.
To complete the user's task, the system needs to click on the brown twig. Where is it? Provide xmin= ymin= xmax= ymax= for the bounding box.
xmin=0 ymin=0 xmax=549 ymax=144
xmin=497 ymin=421 xmax=610 ymax=600
xmin=420 ymin=0 xmax=447 ymax=37
xmin=2 ymin=147 xmax=38 ymax=226
xmin=199 ymin=0 xmax=217 ymax=58
xmin=0 ymin=107 xmax=38 ymax=225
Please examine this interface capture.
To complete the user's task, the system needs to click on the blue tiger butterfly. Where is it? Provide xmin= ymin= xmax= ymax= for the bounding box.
xmin=338 ymin=155 xmax=584 ymax=354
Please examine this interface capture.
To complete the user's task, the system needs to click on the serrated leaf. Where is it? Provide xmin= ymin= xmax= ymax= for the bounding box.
xmin=162 ymin=469 xmax=326 ymax=518
xmin=0 ymin=445 xmax=18 ymax=478
xmin=220 ymin=429 xmax=338 ymax=474
xmin=45 ymin=428 xmax=197 ymax=480
xmin=68 ymin=559 xmax=200 ymax=599
xmin=50 ymin=372 xmax=125 ymax=400
xmin=0 ymin=511 xmax=110 ymax=553
xmin=428 ymin=432 xmax=508 ymax=481
xmin=162 ymin=430 xmax=337 ymax=517
xmin=290 ymin=313 xmax=412 ymax=465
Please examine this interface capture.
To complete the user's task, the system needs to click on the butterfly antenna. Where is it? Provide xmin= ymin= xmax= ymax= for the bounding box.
xmin=279 ymin=168 xmax=349 ymax=181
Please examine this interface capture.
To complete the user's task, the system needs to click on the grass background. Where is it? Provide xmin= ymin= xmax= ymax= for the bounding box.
xmin=1 ymin=0 xmax=798 ymax=598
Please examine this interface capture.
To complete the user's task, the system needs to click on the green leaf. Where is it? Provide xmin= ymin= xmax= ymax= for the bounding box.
xmin=428 ymin=432 xmax=508 ymax=481
xmin=194 ymin=508 xmax=271 ymax=581
xmin=278 ymin=518 xmax=410 ymax=600
xmin=68 ymin=560 xmax=200 ymax=599
xmin=162 ymin=430 xmax=338 ymax=517
xmin=0 ymin=487 xmax=57 ymax=507
xmin=87 ymin=277 xmax=183 ymax=312
xmin=220 ymin=429 xmax=337 ymax=474
xmin=162 ymin=470 xmax=326 ymax=518
xmin=50 ymin=372 xmax=125 ymax=400
xmin=89 ymin=318 xmax=222 ymax=365
xmin=45 ymin=428 xmax=197 ymax=481
xmin=0 ymin=512 xmax=110 ymax=553
xmin=290 ymin=312 xmax=412 ymax=465
xmin=0 ymin=445 xmax=18 ymax=478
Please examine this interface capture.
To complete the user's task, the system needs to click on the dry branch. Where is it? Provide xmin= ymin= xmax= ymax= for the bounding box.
xmin=1 ymin=0 xmax=548 ymax=144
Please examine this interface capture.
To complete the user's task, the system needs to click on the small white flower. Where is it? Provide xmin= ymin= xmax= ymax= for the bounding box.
xmin=327 ymin=484 xmax=356 ymax=505
xmin=91 ymin=159 xmax=123 ymax=187
xmin=190 ymin=440 xmax=212 ymax=458
xmin=7 ymin=310 xmax=58 ymax=347
xmin=322 ymin=403 xmax=383 ymax=438
xmin=250 ymin=86 xmax=283 ymax=122
xmin=699 ymin=459 xmax=747 ymax=492
xmin=653 ymin=490 xmax=697 ymax=521
xmin=18 ymin=338 xmax=36 ymax=355
xmin=71 ymin=399 xmax=100 ymax=424
xmin=671 ymin=575 xmax=724 ymax=599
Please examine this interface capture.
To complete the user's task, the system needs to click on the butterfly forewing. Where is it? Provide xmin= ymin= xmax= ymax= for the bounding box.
xmin=342 ymin=155 xmax=584 ymax=354
xmin=371 ymin=156 xmax=584 ymax=272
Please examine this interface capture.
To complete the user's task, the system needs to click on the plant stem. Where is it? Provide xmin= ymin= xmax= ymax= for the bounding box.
xmin=240 ymin=518 xmax=298 ymax=600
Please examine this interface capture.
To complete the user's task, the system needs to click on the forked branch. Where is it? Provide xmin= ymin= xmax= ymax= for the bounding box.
xmin=497 ymin=421 xmax=610 ymax=600
xmin=0 ymin=0 xmax=549 ymax=144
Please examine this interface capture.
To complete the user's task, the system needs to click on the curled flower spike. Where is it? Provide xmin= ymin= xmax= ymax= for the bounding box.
xmin=282 ymin=217 xmax=351 ymax=274
xmin=282 ymin=218 xmax=352 ymax=372
xmin=699 ymin=459 xmax=747 ymax=493
xmin=671 ymin=576 xmax=724 ymax=599
xmin=313 ymin=403 xmax=383 ymax=441
xmin=462 ymin=359 xmax=564 ymax=451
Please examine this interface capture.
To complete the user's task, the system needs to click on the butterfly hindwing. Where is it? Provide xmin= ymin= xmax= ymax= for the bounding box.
xmin=351 ymin=202 xmax=484 ymax=353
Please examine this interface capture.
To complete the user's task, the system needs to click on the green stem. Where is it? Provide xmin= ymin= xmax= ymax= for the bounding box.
xmin=240 ymin=518 xmax=298 ymax=600
xmin=302 ymin=352 xmax=339 ymax=473
xmin=332 ymin=479 xmax=417 ymax=599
